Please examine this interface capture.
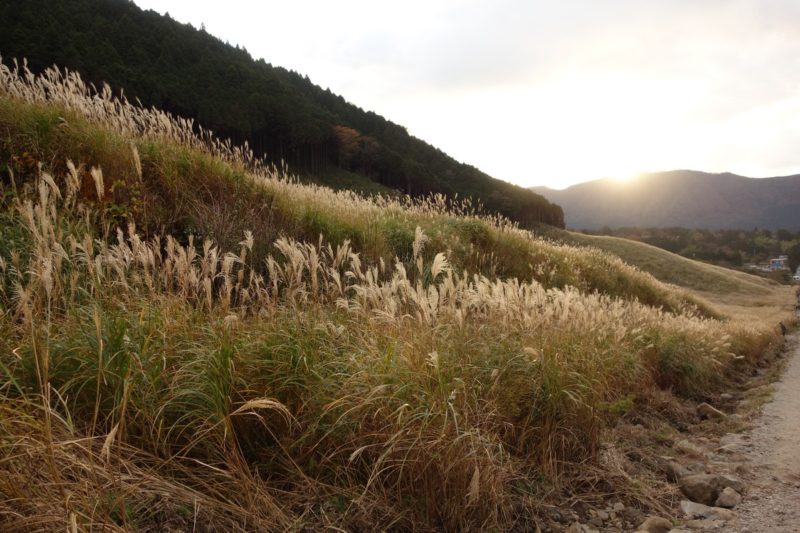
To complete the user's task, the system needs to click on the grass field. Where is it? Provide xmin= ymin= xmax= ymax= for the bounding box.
xmin=0 ymin=61 xmax=796 ymax=531
xmin=546 ymin=229 xmax=792 ymax=324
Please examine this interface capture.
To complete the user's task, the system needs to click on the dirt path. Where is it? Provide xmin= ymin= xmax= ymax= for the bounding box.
xmin=731 ymin=332 xmax=800 ymax=532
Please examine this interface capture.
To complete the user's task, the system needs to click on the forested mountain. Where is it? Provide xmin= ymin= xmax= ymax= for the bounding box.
xmin=0 ymin=0 xmax=564 ymax=228
xmin=532 ymin=170 xmax=800 ymax=230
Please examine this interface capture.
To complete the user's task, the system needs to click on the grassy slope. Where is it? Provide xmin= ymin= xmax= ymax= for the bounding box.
xmin=0 ymin=65 xmax=796 ymax=531
xmin=550 ymin=230 xmax=777 ymax=294
xmin=546 ymin=229 xmax=791 ymax=323
xmin=0 ymin=0 xmax=566 ymax=229
xmin=0 ymin=96 xmax=714 ymax=317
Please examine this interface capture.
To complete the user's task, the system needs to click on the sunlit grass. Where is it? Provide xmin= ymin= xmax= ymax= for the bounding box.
xmin=0 ymin=59 xmax=794 ymax=531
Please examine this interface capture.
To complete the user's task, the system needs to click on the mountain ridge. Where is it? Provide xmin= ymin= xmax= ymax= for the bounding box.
xmin=531 ymin=170 xmax=800 ymax=230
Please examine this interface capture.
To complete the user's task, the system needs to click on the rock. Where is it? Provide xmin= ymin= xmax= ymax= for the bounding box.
xmin=680 ymin=500 xmax=709 ymax=518
xmin=675 ymin=439 xmax=707 ymax=459
xmin=666 ymin=460 xmax=691 ymax=481
xmin=697 ymin=402 xmax=727 ymax=420
xmin=720 ymin=393 xmax=734 ymax=401
xmin=678 ymin=474 xmax=720 ymax=505
xmin=718 ymin=474 xmax=744 ymax=494
xmin=710 ymin=507 xmax=735 ymax=521
xmin=715 ymin=486 xmax=742 ymax=508
xmin=679 ymin=500 xmax=736 ymax=521
xmin=596 ymin=510 xmax=609 ymax=520
xmin=678 ymin=473 xmax=744 ymax=505
xmin=638 ymin=516 xmax=673 ymax=533
xmin=612 ymin=502 xmax=625 ymax=512
xmin=565 ymin=522 xmax=583 ymax=533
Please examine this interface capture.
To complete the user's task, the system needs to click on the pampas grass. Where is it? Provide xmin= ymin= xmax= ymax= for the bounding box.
xmin=0 ymin=58 xmax=788 ymax=531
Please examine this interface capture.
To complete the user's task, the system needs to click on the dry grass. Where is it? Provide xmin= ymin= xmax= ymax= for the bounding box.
xmin=548 ymin=229 xmax=795 ymax=330
xmin=0 ymin=59 xmax=795 ymax=531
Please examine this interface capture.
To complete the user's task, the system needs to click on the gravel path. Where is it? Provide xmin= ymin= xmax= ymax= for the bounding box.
xmin=731 ymin=332 xmax=800 ymax=533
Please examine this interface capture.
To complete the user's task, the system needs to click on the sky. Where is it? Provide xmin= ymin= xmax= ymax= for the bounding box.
xmin=132 ymin=0 xmax=800 ymax=189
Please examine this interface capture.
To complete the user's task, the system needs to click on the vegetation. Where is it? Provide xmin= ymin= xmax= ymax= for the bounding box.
xmin=577 ymin=226 xmax=800 ymax=280
xmin=0 ymin=0 xmax=565 ymax=229
xmin=545 ymin=229 xmax=784 ymax=295
xmin=0 ymin=62 xmax=792 ymax=531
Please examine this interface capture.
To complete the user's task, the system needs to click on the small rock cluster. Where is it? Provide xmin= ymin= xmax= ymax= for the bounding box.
xmin=558 ymin=396 xmax=755 ymax=532
xmin=561 ymin=501 xmax=646 ymax=532
xmin=632 ymin=400 xmax=747 ymax=532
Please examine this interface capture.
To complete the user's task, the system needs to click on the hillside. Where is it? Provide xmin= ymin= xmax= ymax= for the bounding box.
xmin=532 ymin=170 xmax=800 ymax=230
xmin=0 ymin=0 xmax=564 ymax=228
xmin=545 ymin=228 xmax=781 ymax=296
xmin=0 ymin=62 xmax=795 ymax=531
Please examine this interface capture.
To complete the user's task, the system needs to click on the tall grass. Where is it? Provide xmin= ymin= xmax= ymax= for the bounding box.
xmin=0 ymin=58 xmax=717 ymax=315
xmin=0 ymin=59 xmax=787 ymax=530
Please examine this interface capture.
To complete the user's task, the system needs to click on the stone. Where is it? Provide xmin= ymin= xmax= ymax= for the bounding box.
xmin=710 ymin=507 xmax=735 ymax=521
xmin=638 ymin=516 xmax=673 ymax=533
xmin=612 ymin=502 xmax=625 ymax=512
xmin=720 ymin=393 xmax=734 ymax=401
xmin=679 ymin=500 xmax=736 ymax=521
xmin=697 ymin=402 xmax=727 ymax=420
xmin=666 ymin=460 xmax=691 ymax=481
xmin=678 ymin=473 xmax=744 ymax=505
xmin=679 ymin=474 xmax=720 ymax=505
xmin=717 ymin=474 xmax=744 ymax=494
xmin=715 ymin=486 xmax=742 ymax=508
xmin=675 ymin=439 xmax=707 ymax=459
xmin=680 ymin=500 xmax=709 ymax=518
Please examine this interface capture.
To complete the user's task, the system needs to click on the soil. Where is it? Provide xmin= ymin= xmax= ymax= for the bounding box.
xmin=730 ymin=331 xmax=800 ymax=532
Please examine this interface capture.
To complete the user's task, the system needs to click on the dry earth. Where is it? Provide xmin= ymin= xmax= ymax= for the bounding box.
xmin=729 ymin=331 xmax=800 ymax=533
xmin=550 ymin=328 xmax=800 ymax=533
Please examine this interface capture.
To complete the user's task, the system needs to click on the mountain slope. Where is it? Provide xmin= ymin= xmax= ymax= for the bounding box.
xmin=0 ymin=0 xmax=564 ymax=228
xmin=532 ymin=170 xmax=800 ymax=230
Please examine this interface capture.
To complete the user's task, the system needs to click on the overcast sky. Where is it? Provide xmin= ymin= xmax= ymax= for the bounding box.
xmin=133 ymin=0 xmax=800 ymax=189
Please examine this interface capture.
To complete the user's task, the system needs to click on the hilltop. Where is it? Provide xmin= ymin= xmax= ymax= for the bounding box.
xmin=0 ymin=0 xmax=564 ymax=228
xmin=532 ymin=170 xmax=800 ymax=230
xmin=0 ymin=61 xmax=795 ymax=531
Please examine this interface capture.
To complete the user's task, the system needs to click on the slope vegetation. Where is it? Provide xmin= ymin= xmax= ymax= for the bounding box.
xmin=549 ymin=230 xmax=780 ymax=296
xmin=0 ymin=0 xmax=564 ymax=228
xmin=0 ymin=63 xmax=791 ymax=531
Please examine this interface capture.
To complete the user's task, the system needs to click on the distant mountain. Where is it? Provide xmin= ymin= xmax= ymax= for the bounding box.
xmin=531 ymin=170 xmax=800 ymax=230
xmin=0 ymin=0 xmax=564 ymax=228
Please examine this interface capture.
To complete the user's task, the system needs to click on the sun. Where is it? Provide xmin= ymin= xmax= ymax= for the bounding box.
xmin=610 ymin=171 xmax=642 ymax=184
